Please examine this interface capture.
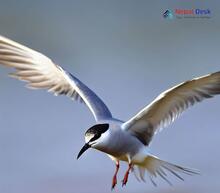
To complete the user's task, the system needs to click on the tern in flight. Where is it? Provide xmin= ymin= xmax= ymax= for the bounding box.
xmin=0 ymin=35 xmax=219 ymax=189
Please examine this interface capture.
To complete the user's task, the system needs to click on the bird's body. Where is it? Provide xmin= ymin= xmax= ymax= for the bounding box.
xmin=94 ymin=121 xmax=147 ymax=162
xmin=0 ymin=35 xmax=219 ymax=189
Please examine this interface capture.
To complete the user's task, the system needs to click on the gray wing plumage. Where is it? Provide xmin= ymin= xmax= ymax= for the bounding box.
xmin=123 ymin=72 xmax=220 ymax=145
xmin=0 ymin=35 xmax=112 ymax=122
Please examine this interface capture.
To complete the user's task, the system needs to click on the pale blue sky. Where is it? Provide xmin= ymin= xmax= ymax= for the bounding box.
xmin=0 ymin=1 xmax=220 ymax=193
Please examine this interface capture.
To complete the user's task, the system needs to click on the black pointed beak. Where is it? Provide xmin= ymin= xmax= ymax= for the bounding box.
xmin=77 ymin=143 xmax=91 ymax=159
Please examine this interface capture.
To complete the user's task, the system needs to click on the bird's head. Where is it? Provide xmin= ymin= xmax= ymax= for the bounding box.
xmin=77 ymin=123 xmax=109 ymax=159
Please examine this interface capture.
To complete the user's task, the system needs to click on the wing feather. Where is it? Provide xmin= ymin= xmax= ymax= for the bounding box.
xmin=0 ymin=35 xmax=112 ymax=121
xmin=123 ymin=72 xmax=220 ymax=145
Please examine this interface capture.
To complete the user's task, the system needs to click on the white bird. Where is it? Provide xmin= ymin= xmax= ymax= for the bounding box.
xmin=0 ymin=35 xmax=219 ymax=189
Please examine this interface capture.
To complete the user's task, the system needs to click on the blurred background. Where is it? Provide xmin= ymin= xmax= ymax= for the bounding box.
xmin=0 ymin=0 xmax=220 ymax=193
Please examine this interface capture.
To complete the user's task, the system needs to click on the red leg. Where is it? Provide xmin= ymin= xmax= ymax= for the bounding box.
xmin=122 ymin=163 xmax=132 ymax=186
xmin=111 ymin=161 xmax=120 ymax=190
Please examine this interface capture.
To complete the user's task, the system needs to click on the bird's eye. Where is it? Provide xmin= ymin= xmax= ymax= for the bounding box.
xmin=85 ymin=124 xmax=109 ymax=144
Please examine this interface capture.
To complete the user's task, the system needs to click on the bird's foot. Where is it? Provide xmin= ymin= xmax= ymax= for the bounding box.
xmin=122 ymin=170 xmax=129 ymax=186
xmin=111 ymin=161 xmax=120 ymax=190
xmin=111 ymin=175 xmax=117 ymax=190
xmin=122 ymin=163 xmax=132 ymax=187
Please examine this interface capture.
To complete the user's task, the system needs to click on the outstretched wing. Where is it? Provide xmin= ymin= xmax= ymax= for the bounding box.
xmin=123 ymin=72 xmax=220 ymax=145
xmin=0 ymin=35 xmax=112 ymax=122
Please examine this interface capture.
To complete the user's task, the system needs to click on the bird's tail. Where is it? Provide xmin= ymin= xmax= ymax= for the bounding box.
xmin=132 ymin=155 xmax=199 ymax=186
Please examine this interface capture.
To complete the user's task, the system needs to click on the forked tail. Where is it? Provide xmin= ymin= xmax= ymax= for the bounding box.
xmin=132 ymin=155 xmax=199 ymax=186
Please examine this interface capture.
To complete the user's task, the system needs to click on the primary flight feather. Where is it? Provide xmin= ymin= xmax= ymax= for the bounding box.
xmin=123 ymin=72 xmax=220 ymax=145
xmin=0 ymin=35 xmax=112 ymax=121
